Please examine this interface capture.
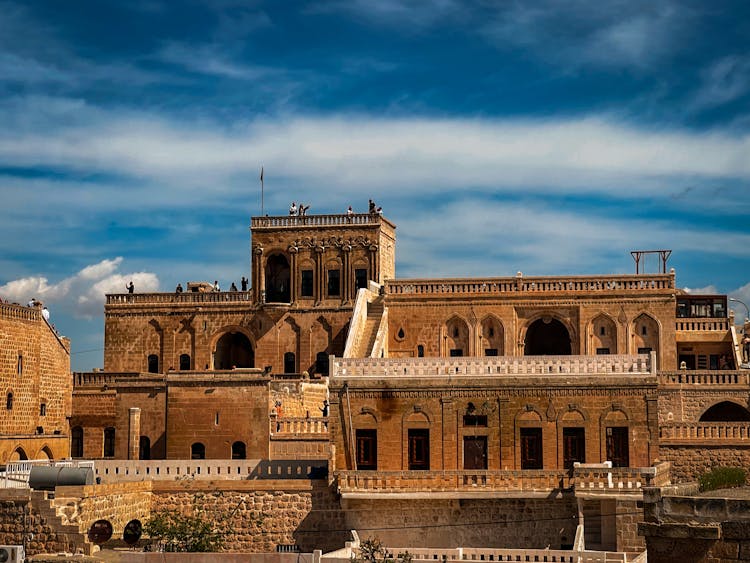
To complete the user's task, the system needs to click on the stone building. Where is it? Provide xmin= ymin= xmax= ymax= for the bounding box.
xmin=0 ymin=301 xmax=71 ymax=463
xmin=70 ymin=211 xmax=744 ymax=467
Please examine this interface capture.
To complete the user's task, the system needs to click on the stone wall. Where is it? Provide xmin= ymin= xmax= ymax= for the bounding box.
xmin=330 ymin=374 xmax=658 ymax=472
xmin=659 ymin=446 xmax=750 ymax=483
xmin=640 ymin=486 xmax=750 ymax=562
xmin=340 ymin=497 xmax=579 ymax=549
xmin=0 ymin=301 xmax=71 ymax=463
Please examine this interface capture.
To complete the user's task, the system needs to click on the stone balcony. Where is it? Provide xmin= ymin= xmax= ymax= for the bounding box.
xmin=335 ymin=462 xmax=670 ymax=499
xmin=657 ymin=370 xmax=749 ymax=386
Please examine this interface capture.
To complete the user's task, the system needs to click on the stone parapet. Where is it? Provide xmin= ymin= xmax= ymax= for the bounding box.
xmin=386 ymin=273 xmax=674 ymax=297
xmin=657 ymin=370 xmax=748 ymax=386
xmin=660 ymin=422 xmax=750 ymax=444
xmin=333 ymin=354 xmax=654 ymax=378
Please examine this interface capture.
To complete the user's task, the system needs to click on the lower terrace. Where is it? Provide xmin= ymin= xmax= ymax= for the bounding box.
xmin=335 ymin=462 xmax=671 ymax=499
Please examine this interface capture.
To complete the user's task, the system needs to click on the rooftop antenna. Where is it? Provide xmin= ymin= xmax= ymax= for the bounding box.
xmin=260 ymin=166 xmax=265 ymax=216
xmin=630 ymin=250 xmax=672 ymax=274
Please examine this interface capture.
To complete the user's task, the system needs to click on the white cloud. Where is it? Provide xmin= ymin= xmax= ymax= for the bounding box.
xmin=729 ymin=282 xmax=750 ymax=321
xmin=0 ymin=258 xmax=159 ymax=319
xmin=1 ymin=101 xmax=750 ymax=198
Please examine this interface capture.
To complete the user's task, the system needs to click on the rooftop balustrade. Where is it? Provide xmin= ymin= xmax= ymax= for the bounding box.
xmin=251 ymin=212 xmax=391 ymax=229
xmin=657 ymin=371 xmax=749 ymax=385
xmin=660 ymin=422 xmax=750 ymax=444
xmin=0 ymin=301 xmax=41 ymax=321
xmin=106 ymin=290 xmax=254 ymax=305
xmin=271 ymin=416 xmax=329 ymax=437
xmin=335 ymin=463 xmax=669 ymax=497
xmin=386 ymin=273 xmax=674 ymax=297
xmin=675 ymin=318 xmax=730 ymax=332
xmin=332 ymin=354 xmax=654 ymax=378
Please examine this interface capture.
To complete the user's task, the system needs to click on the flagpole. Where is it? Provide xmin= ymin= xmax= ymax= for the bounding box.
xmin=260 ymin=166 xmax=264 ymax=216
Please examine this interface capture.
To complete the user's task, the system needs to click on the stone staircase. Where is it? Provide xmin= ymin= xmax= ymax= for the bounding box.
xmin=30 ymin=491 xmax=96 ymax=556
xmin=357 ymin=298 xmax=384 ymax=357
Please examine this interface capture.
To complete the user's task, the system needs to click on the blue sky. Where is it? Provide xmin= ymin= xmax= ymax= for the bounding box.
xmin=1 ymin=0 xmax=750 ymax=371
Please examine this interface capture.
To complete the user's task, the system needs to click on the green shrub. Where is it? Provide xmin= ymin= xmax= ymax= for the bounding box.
xmin=699 ymin=466 xmax=747 ymax=492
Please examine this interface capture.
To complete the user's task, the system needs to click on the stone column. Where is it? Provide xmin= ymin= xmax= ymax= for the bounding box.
xmin=315 ymin=245 xmax=325 ymax=305
xmin=441 ymin=398 xmax=456 ymax=469
xmin=497 ymin=398 xmax=512 ymax=469
xmin=128 ymin=407 xmax=141 ymax=460
xmin=253 ymin=245 xmax=264 ymax=304
xmin=288 ymin=246 xmax=298 ymax=304
xmin=341 ymin=244 xmax=351 ymax=304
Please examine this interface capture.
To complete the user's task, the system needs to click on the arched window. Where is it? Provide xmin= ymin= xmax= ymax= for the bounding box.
xmin=284 ymin=352 xmax=296 ymax=374
xmin=103 ymin=427 xmax=116 ymax=457
xmin=316 ymin=352 xmax=329 ymax=376
xmin=6 ymin=392 xmax=13 ymax=410
xmin=232 ymin=441 xmax=246 ymax=459
xmin=265 ymin=254 xmax=291 ymax=303
xmin=139 ymin=436 xmax=151 ymax=460
xmin=71 ymin=426 xmax=84 ymax=458
xmin=191 ymin=442 xmax=206 ymax=459
xmin=179 ymin=353 xmax=191 ymax=371
xmin=147 ymin=354 xmax=159 ymax=373
xmin=17 ymin=354 xmax=22 ymax=375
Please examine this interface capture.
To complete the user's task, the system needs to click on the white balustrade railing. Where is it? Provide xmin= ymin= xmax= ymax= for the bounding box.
xmin=333 ymin=354 xmax=654 ymax=378
xmin=0 ymin=459 xmax=95 ymax=489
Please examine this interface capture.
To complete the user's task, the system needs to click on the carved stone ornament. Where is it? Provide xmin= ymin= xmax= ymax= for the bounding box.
xmin=546 ymin=397 xmax=557 ymax=421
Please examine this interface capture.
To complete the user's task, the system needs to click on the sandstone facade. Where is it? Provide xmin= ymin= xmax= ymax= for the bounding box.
xmin=0 ymin=301 xmax=71 ymax=463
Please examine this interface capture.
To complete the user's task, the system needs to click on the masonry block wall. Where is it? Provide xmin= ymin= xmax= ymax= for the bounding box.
xmin=329 ymin=373 xmax=657 ymax=472
xmin=0 ymin=301 xmax=71 ymax=462
xmin=384 ymin=289 xmax=677 ymax=370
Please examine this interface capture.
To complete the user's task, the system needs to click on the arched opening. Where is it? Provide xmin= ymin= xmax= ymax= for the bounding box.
xmin=139 ymin=436 xmax=151 ymax=460
xmin=71 ymin=426 xmax=84 ymax=457
xmin=481 ymin=316 xmax=504 ymax=356
xmin=265 ymin=254 xmax=291 ymax=303
xmin=147 ymin=354 xmax=159 ymax=373
xmin=700 ymin=401 xmax=750 ymax=422
xmin=591 ymin=314 xmax=617 ymax=354
xmin=191 ymin=442 xmax=205 ymax=459
xmin=10 ymin=447 xmax=28 ymax=461
xmin=6 ymin=391 xmax=13 ymax=410
xmin=103 ymin=427 xmax=116 ymax=458
xmin=179 ymin=353 xmax=191 ymax=371
xmin=405 ymin=411 xmax=430 ymax=470
xmin=284 ymin=352 xmax=296 ymax=374
xmin=214 ymin=332 xmax=254 ymax=370
xmin=445 ymin=316 xmax=469 ymax=357
xmin=524 ymin=317 xmax=571 ymax=355
xmin=316 ymin=352 xmax=329 ymax=376
xmin=632 ymin=313 xmax=659 ymax=358
xmin=39 ymin=446 xmax=53 ymax=460
xmin=231 ymin=441 xmax=246 ymax=459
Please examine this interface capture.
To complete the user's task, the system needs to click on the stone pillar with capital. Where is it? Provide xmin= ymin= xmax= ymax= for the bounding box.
xmin=252 ymin=244 xmax=264 ymax=304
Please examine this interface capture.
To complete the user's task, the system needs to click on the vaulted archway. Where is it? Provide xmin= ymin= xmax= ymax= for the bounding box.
xmin=524 ymin=317 xmax=572 ymax=355
xmin=700 ymin=401 xmax=750 ymax=422
xmin=214 ymin=332 xmax=254 ymax=370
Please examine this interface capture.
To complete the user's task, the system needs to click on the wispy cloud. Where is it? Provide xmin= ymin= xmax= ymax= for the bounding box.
xmin=0 ymin=258 xmax=159 ymax=318
xmin=481 ymin=1 xmax=694 ymax=71
xmin=689 ymin=55 xmax=750 ymax=111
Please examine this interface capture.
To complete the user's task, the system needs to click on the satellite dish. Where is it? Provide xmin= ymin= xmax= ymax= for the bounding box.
xmin=88 ymin=519 xmax=113 ymax=545
xmin=123 ymin=519 xmax=143 ymax=546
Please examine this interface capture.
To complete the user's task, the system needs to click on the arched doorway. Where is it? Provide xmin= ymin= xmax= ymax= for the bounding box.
xmin=139 ymin=436 xmax=151 ymax=460
xmin=265 ymin=254 xmax=291 ymax=303
xmin=214 ymin=332 xmax=254 ymax=370
xmin=524 ymin=317 xmax=572 ymax=355
xmin=700 ymin=401 xmax=750 ymax=422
